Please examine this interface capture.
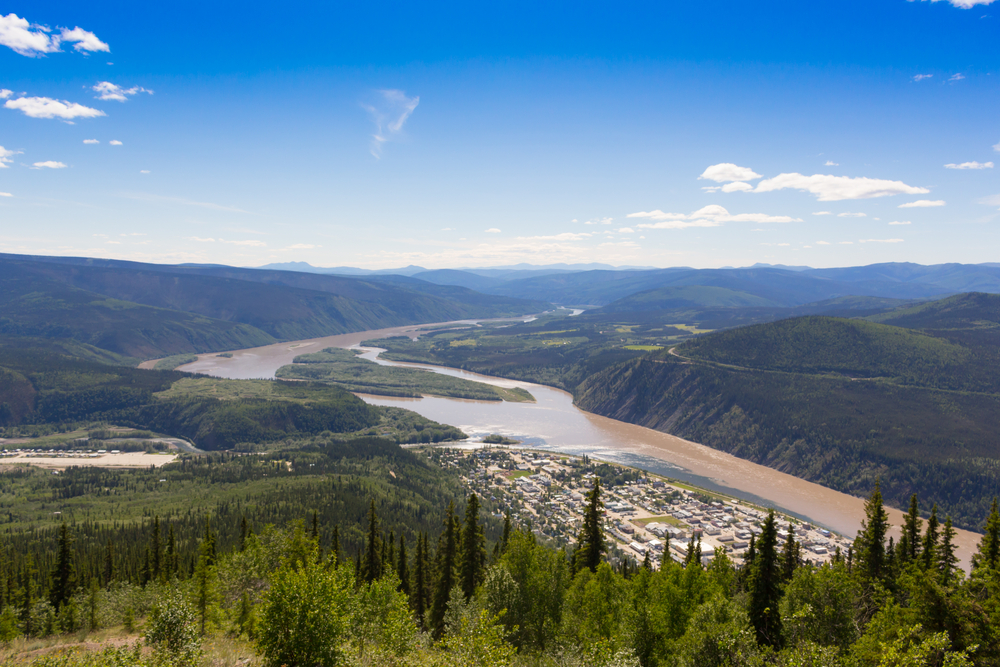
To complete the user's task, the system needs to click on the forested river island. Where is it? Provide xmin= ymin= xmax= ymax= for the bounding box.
xmin=162 ymin=320 xmax=986 ymax=567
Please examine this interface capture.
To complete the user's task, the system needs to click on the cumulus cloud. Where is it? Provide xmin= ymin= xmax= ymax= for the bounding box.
xmin=721 ymin=182 xmax=753 ymax=193
xmin=889 ymin=221 xmax=912 ymax=225
xmin=32 ymin=161 xmax=66 ymax=169
xmin=944 ymin=161 xmax=993 ymax=169
xmin=0 ymin=14 xmax=108 ymax=56
xmin=617 ymin=228 xmax=634 ymax=234
xmin=0 ymin=191 xmax=12 ymax=197
xmin=0 ymin=89 xmax=11 ymax=99
xmin=583 ymin=217 xmax=614 ymax=225
xmin=698 ymin=163 xmax=762 ymax=183
xmin=824 ymin=160 xmax=839 ymax=166
xmin=83 ymin=139 xmax=99 ymax=144
xmin=753 ymin=172 xmax=929 ymax=201
xmin=837 ymin=212 xmax=867 ymax=217
xmin=485 ymin=228 xmax=501 ymax=234
xmin=628 ymin=205 xmax=800 ymax=229
xmin=912 ymin=74 xmax=933 ymax=82
xmin=898 ymin=200 xmax=945 ymax=208
xmin=363 ymin=89 xmax=419 ymax=158
xmin=5 ymin=96 xmax=105 ymax=119
xmin=93 ymin=81 xmax=152 ymax=102
xmin=860 ymin=238 xmax=904 ymax=243
xmin=0 ymin=145 xmax=20 ymax=167
xmin=109 ymin=140 xmax=122 ymax=145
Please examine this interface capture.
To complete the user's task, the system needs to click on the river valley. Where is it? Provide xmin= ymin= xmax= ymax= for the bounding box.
xmin=166 ymin=319 xmax=985 ymax=566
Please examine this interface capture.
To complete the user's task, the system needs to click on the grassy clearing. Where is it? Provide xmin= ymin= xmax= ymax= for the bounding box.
xmin=152 ymin=354 xmax=199 ymax=371
xmin=623 ymin=345 xmax=663 ymax=351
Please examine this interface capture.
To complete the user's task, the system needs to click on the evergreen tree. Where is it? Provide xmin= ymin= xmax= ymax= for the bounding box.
xmin=166 ymin=525 xmax=178 ymax=580
xmin=642 ymin=550 xmax=652 ymax=571
xmin=660 ymin=533 xmax=672 ymax=569
xmin=781 ymin=522 xmax=798 ymax=582
xmin=397 ymin=534 xmax=410 ymax=597
xmin=748 ymin=510 xmax=782 ymax=648
xmin=898 ymin=494 xmax=922 ymax=566
xmin=330 ymin=525 xmax=341 ymax=565
xmin=429 ymin=502 xmax=458 ymax=638
xmin=151 ymin=516 xmax=162 ymax=581
xmin=921 ymin=504 xmax=940 ymax=571
xmin=362 ymin=500 xmax=382 ymax=583
xmin=311 ymin=511 xmax=319 ymax=541
xmin=19 ymin=558 xmax=36 ymax=637
xmin=972 ymin=497 xmax=1000 ymax=575
xmin=193 ymin=535 xmax=218 ymax=635
xmin=387 ymin=530 xmax=396 ymax=574
xmin=240 ymin=516 xmax=249 ymax=552
xmin=459 ymin=493 xmax=486 ymax=600
xmin=938 ymin=516 xmax=958 ymax=585
xmin=412 ymin=533 xmax=428 ymax=629
xmin=203 ymin=517 xmax=217 ymax=566
xmin=854 ymin=481 xmax=890 ymax=583
xmin=573 ymin=479 xmax=604 ymax=573
xmin=500 ymin=512 xmax=512 ymax=556
xmin=50 ymin=523 xmax=77 ymax=611
xmin=103 ymin=539 xmax=115 ymax=584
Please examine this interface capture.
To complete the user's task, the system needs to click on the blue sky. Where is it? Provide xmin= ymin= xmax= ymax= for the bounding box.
xmin=1 ymin=1 xmax=998 ymax=269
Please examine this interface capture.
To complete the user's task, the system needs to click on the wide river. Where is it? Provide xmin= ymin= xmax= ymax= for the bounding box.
xmin=164 ymin=319 xmax=983 ymax=566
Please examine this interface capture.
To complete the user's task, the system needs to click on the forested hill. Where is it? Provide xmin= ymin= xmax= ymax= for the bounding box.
xmin=0 ymin=254 xmax=548 ymax=361
xmin=575 ymin=301 xmax=1000 ymax=529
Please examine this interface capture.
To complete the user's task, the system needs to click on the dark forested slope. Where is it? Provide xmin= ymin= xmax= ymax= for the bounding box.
xmin=576 ymin=307 xmax=1000 ymax=528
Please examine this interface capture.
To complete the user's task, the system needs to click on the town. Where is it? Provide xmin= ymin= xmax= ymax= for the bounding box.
xmin=423 ymin=445 xmax=852 ymax=569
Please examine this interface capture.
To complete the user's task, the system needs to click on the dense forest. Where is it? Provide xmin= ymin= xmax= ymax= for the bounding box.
xmin=2 ymin=467 xmax=999 ymax=666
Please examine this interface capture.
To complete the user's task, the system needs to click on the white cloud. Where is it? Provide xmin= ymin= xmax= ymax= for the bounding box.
xmin=0 ymin=145 xmax=20 ymax=167
xmin=837 ymin=212 xmax=867 ymax=217
xmin=0 ymin=89 xmax=12 ymax=99
xmin=140 ymin=170 xmax=150 ymax=174
xmin=628 ymin=204 xmax=800 ymax=230
xmin=485 ymin=228 xmax=501 ymax=234
xmin=721 ymin=181 xmax=753 ymax=193
xmin=119 ymin=192 xmax=250 ymax=213
xmin=753 ymin=172 xmax=930 ymax=201
xmin=363 ymin=89 xmax=419 ymax=158
xmin=440 ymin=227 xmax=452 ymax=231
xmin=32 ymin=161 xmax=66 ymax=169
xmin=944 ymin=161 xmax=993 ymax=169
xmin=617 ymin=227 xmax=635 ymax=234
xmin=949 ymin=73 xmax=966 ymax=81
xmin=227 ymin=239 xmax=266 ymax=247
xmin=515 ymin=232 xmax=593 ymax=241
xmin=0 ymin=14 xmax=108 ymax=56
xmin=812 ymin=211 xmax=833 ymax=216
xmin=859 ymin=238 xmax=904 ymax=243
xmin=898 ymin=200 xmax=945 ymax=208
xmin=5 ymin=96 xmax=105 ymax=119
xmin=186 ymin=237 xmax=216 ymax=243
xmin=0 ymin=191 xmax=11 ymax=197
xmin=59 ymin=27 xmax=110 ymax=53
xmin=83 ymin=139 xmax=99 ymax=144
xmin=93 ymin=81 xmax=152 ymax=102
xmin=698 ymin=163 xmax=762 ymax=183
xmin=816 ymin=241 xmax=831 ymax=245
xmin=109 ymin=140 xmax=122 ymax=145
xmin=582 ymin=217 xmax=614 ymax=225
xmin=285 ymin=243 xmax=318 ymax=250
xmin=824 ymin=160 xmax=839 ymax=166
xmin=839 ymin=241 xmax=854 ymax=245
xmin=994 ymin=140 xmax=1000 ymax=153
xmin=912 ymin=74 xmax=933 ymax=82
xmin=889 ymin=221 xmax=912 ymax=225
xmin=978 ymin=194 xmax=1000 ymax=207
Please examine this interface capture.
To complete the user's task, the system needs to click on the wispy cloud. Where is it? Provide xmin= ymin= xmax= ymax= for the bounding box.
xmin=485 ymin=228 xmax=501 ymax=233
xmin=824 ymin=160 xmax=839 ymax=166
xmin=994 ymin=140 xmax=1000 ymax=153
xmin=949 ymin=73 xmax=966 ymax=81
xmin=515 ymin=232 xmax=593 ymax=241
xmin=944 ymin=161 xmax=993 ymax=169
xmin=859 ymin=238 xmax=904 ymax=243
xmin=920 ymin=0 xmax=997 ymax=8
xmin=363 ymin=89 xmax=419 ymax=158
xmin=753 ymin=172 xmax=929 ymax=201
xmin=119 ymin=192 xmax=250 ymax=213
xmin=628 ymin=205 xmax=800 ymax=229
xmin=284 ymin=243 xmax=319 ymax=250
xmin=898 ymin=200 xmax=945 ymax=208
xmin=617 ymin=228 xmax=635 ymax=234
xmin=889 ymin=221 xmax=912 ymax=225
xmin=0 ymin=14 xmax=108 ymax=56
xmin=32 ymin=161 xmax=66 ymax=169
xmin=83 ymin=139 xmax=99 ymax=144
xmin=5 ymin=96 xmax=105 ymax=119
xmin=912 ymin=74 xmax=934 ymax=82
xmin=837 ymin=212 xmax=867 ymax=217
xmin=0 ymin=192 xmax=12 ymax=197
xmin=698 ymin=163 xmax=762 ymax=183
xmin=812 ymin=211 xmax=833 ymax=216
xmin=109 ymin=140 xmax=122 ymax=146
xmin=0 ymin=145 xmax=20 ymax=167
xmin=93 ymin=81 xmax=152 ymax=102
xmin=583 ymin=217 xmax=614 ymax=225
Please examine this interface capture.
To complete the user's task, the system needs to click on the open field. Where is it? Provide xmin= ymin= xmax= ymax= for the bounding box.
xmin=0 ymin=451 xmax=178 ymax=468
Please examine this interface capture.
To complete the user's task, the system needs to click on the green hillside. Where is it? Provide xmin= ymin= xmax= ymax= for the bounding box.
xmin=575 ymin=309 xmax=1000 ymax=528
xmin=597 ymin=285 xmax=777 ymax=312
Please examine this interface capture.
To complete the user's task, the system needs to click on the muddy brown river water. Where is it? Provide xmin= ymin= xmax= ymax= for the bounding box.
xmin=156 ymin=319 xmax=984 ymax=567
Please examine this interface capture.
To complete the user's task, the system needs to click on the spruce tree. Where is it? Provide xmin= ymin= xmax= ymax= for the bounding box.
xmin=240 ymin=516 xmax=249 ymax=551
xmin=412 ymin=533 xmax=428 ymax=629
xmin=459 ymin=494 xmax=486 ymax=600
xmin=387 ymin=530 xmax=396 ymax=574
xmin=103 ymin=539 xmax=115 ymax=584
xmin=193 ymin=535 xmax=217 ymax=635
xmin=573 ymin=479 xmax=604 ymax=573
xmin=973 ymin=497 xmax=1000 ymax=575
xmin=166 ymin=525 xmax=178 ymax=580
xmin=854 ymin=481 xmax=890 ymax=583
xmin=898 ymin=494 xmax=922 ymax=566
xmin=921 ymin=504 xmax=940 ymax=571
xmin=151 ymin=516 xmax=162 ymax=581
xmin=500 ymin=512 xmax=512 ymax=556
xmin=429 ymin=502 xmax=458 ymax=638
xmin=748 ymin=510 xmax=782 ymax=648
xmin=397 ymin=534 xmax=410 ymax=597
xmin=51 ymin=523 xmax=77 ymax=610
xmin=660 ymin=532 xmax=672 ymax=569
xmin=781 ymin=522 xmax=798 ymax=582
xmin=938 ymin=516 xmax=958 ymax=585
xmin=330 ymin=525 xmax=341 ymax=565
xmin=362 ymin=500 xmax=382 ymax=583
